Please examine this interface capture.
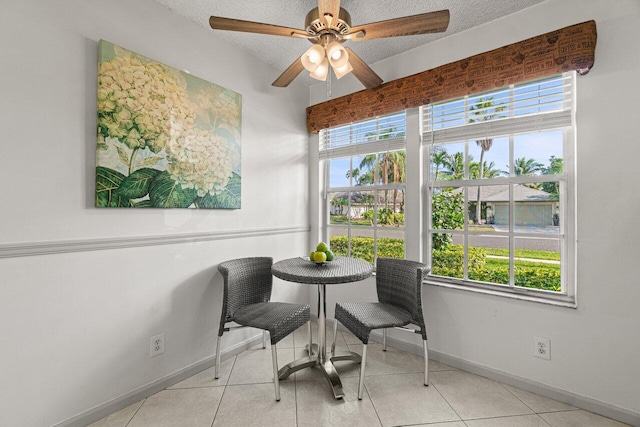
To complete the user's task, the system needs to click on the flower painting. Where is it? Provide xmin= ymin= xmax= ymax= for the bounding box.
xmin=95 ymin=40 xmax=241 ymax=208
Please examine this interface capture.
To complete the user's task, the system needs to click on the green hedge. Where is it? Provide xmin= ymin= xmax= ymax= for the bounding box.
xmin=330 ymin=237 xmax=560 ymax=291
xmin=468 ymin=265 xmax=560 ymax=291
xmin=432 ymin=244 xmax=561 ymax=291
xmin=431 ymin=245 xmax=486 ymax=278
xmin=330 ymin=236 xmax=404 ymax=264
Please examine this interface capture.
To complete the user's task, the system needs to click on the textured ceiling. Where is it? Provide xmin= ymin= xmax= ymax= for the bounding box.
xmin=152 ymin=0 xmax=548 ymax=86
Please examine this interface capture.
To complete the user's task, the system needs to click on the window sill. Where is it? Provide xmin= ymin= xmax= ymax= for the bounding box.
xmin=422 ymin=277 xmax=577 ymax=308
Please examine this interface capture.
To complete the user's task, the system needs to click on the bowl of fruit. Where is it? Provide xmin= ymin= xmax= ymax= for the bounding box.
xmin=308 ymin=242 xmax=335 ymax=265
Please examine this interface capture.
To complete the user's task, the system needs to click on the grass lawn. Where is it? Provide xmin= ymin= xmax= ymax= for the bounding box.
xmin=485 ymin=248 xmax=560 ymax=261
xmin=484 ymin=257 xmax=561 ymax=272
xmin=330 ymin=215 xmax=370 ymax=226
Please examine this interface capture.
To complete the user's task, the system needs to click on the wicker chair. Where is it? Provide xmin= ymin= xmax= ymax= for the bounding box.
xmin=332 ymin=257 xmax=430 ymax=399
xmin=216 ymin=257 xmax=311 ymax=401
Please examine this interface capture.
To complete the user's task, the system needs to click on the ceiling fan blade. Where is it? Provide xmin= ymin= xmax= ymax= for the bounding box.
xmin=349 ymin=9 xmax=449 ymax=41
xmin=317 ymin=0 xmax=341 ymax=27
xmin=209 ymin=16 xmax=308 ymax=38
xmin=272 ymin=55 xmax=306 ymax=87
xmin=345 ymin=48 xmax=383 ymax=89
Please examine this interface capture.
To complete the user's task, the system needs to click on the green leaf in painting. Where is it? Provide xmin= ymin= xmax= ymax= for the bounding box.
xmin=137 ymin=156 xmax=163 ymax=168
xmin=116 ymin=145 xmax=130 ymax=167
xmin=132 ymin=199 xmax=152 ymax=208
xmin=95 ymin=166 xmax=130 ymax=207
xmin=149 ymin=171 xmax=198 ymax=208
xmin=114 ymin=168 xmax=161 ymax=199
xmin=195 ymin=172 xmax=241 ymax=209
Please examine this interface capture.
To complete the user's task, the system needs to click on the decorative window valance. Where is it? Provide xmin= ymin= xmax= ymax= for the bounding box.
xmin=306 ymin=20 xmax=596 ymax=134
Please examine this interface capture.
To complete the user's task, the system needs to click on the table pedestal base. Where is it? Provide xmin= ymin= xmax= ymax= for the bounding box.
xmin=278 ymin=349 xmax=361 ymax=399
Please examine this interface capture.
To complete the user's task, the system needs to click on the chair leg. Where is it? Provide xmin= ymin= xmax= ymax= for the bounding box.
xmin=331 ymin=319 xmax=339 ymax=355
xmin=215 ymin=335 xmax=222 ymax=379
xmin=382 ymin=329 xmax=387 ymax=351
xmin=262 ymin=330 xmax=267 ymax=349
xmin=358 ymin=343 xmax=368 ymax=400
xmin=271 ymin=344 xmax=281 ymax=401
xmin=423 ymin=339 xmax=429 ymax=386
xmin=308 ymin=321 xmax=313 ymax=355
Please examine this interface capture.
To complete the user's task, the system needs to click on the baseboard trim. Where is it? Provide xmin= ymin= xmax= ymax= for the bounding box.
xmin=55 ymin=334 xmax=264 ymax=427
xmin=370 ymin=331 xmax=640 ymax=427
xmin=57 ymin=326 xmax=640 ymax=427
xmin=0 ymin=225 xmax=309 ymax=258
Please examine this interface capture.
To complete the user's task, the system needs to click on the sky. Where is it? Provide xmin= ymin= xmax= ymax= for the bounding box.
xmin=327 ymin=75 xmax=566 ymax=189
xmin=328 ymin=129 xmax=563 ymax=188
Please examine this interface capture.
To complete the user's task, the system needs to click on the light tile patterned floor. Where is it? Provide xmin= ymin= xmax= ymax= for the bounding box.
xmin=89 ymin=325 xmax=630 ymax=427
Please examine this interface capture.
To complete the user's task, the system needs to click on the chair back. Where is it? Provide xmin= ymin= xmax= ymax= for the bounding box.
xmin=376 ymin=257 xmax=429 ymax=324
xmin=218 ymin=257 xmax=273 ymax=324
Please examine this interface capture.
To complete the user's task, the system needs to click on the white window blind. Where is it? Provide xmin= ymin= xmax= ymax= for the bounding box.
xmin=320 ymin=112 xmax=406 ymax=159
xmin=422 ymin=73 xmax=574 ymax=145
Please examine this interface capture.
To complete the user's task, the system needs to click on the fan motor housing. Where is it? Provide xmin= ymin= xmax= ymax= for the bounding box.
xmin=305 ymin=7 xmax=351 ymax=36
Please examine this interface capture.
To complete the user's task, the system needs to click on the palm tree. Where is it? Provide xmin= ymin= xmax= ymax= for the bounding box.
xmin=385 ymin=150 xmax=406 ymax=213
xmin=347 ymin=126 xmax=407 ymax=213
xmin=512 ymin=157 xmax=544 ymax=176
xmin=330 ymin=196 xmax=348 ymax=216
xmin=470 ymin=97 xmax=506 ymax=224
xmin=480 ymin=161 xmax=501 ymax=178
xmin=345 ymin=167 xmax=360 ymax=184
xmin=442 ymin=152 xmax=465 ymax=181
xmin=541 ymin=155 xmax=563 ymax=199
xmin=503 ymin=157 xmax=545 ymax=189
xmin=353 ymin=154 xmax=377 ymax=186
xmin=431 ymin=148 xmax=449 ymax=181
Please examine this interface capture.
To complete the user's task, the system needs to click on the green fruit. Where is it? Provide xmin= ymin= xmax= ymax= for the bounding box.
xmin=325 ymin=250 xmax=335 ymax=261
xmin=310 ymin=250 xmax=316 ymax=260
xmin=316 ymin=242 xmax=328 ymax=252
xmin=313 ymin=251 xmax=327 ymax=263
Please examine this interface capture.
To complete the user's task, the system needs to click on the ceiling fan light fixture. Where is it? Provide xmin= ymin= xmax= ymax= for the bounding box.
xmin=333 ymin=61 xmax=353 ymax=79
xmin=323 ymin=13 xmax=333 ymax=28
xmin=326 ymin=42 xmax=349 ymax=69
xmin=310 ymin=57 xmax=329 ymax=81
xmin=210 ymin=4 xmax=450 ymax=88
xmin=301 ymin=44 xmax=326 ymax=72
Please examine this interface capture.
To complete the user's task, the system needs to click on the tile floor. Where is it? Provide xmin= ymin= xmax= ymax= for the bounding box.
xmin=90 ymin=324 xmax=629 ymax=427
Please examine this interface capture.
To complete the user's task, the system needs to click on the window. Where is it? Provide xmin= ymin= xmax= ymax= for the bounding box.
xmin=321 ymin=112 xmax=406 ymax=264
xmin=422 ymin=73 xmax=576 ymax=306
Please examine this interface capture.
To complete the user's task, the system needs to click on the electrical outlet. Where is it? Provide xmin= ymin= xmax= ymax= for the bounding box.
xmin=150 ymin=333 xmax=165 ymax=357
xmin=534 ymin=336 xmax=550 ymax=360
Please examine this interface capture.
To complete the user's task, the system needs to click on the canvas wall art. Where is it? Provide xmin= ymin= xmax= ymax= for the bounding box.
xmin=95 ymin=40 xmax=242 ymax=208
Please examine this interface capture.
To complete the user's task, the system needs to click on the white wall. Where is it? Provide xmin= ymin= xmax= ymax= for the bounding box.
xmin=311 ymin=0 xmax=640 ymax=421
xmin=0 ymin=1 xmax=310 ymax=426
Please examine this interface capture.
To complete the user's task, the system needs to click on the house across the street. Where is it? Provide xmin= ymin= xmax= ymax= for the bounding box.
xmin=460 ymin=185 xmax=558 ymax=226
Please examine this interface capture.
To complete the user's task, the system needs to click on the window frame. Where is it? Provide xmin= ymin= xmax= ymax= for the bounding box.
xmin=314 ymin=73 xmax=577 ymax=307
xmin=421 ymin=73 xmax=577 ymax=307
xmin=320 ymin=112 xmax=407 ymax=264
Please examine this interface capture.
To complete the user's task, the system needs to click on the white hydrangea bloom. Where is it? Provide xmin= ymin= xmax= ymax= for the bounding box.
xmin=97 ymin=55 xmax=195 ymax=153
xmin=166 ymin=128 xmax=233 ymax=197
xmin=194 ymin=86 xmax=241 ymax=128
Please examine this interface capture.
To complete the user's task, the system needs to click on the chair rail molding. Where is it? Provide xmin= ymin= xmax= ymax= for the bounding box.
xmin=0 ymin=225 xmax=310 ymax=258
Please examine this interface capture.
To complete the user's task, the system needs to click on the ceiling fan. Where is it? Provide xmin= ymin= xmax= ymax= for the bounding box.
xmin=209 ymin=0 xmax=449 ymax=88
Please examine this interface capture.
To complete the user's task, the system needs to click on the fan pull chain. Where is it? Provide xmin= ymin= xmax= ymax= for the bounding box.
xmin=326 ymin=68 xmax=332 ymax=99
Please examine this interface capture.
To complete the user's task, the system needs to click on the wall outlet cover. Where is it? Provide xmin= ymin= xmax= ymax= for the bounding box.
xmin=150 ymin=333 xmax=165 ymax=357
xmin=534 ymin=336 xmax=550 ymax=360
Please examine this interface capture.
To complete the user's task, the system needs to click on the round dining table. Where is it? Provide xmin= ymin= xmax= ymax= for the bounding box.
xmin=272 ymin=256 xmax=373 ymax=399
